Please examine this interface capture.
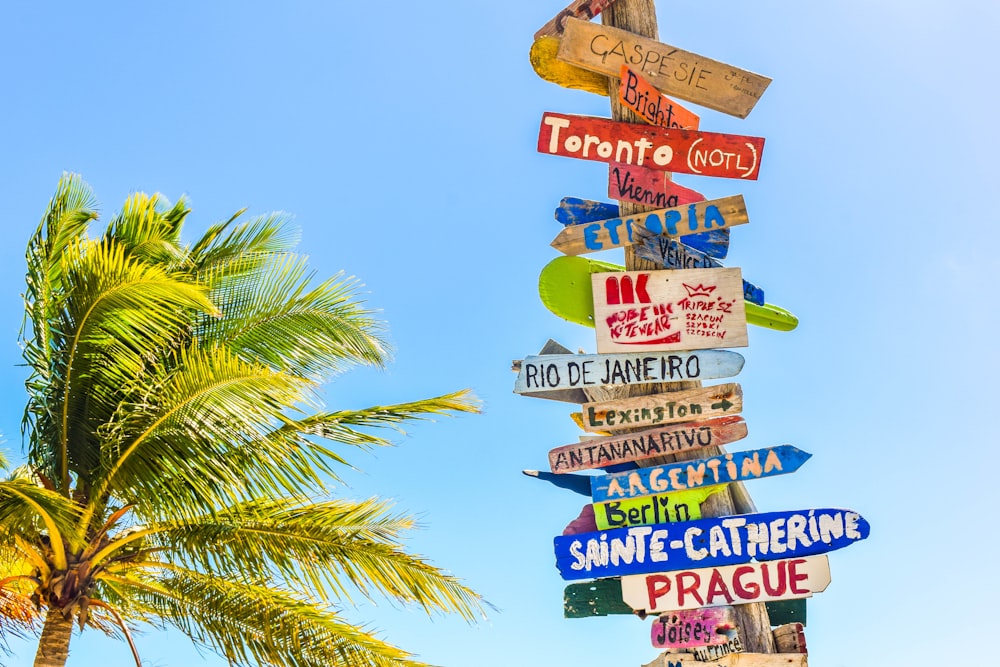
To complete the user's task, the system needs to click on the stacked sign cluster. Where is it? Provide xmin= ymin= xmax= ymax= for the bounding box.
xmin=515 ymin=2 xmax=869 ymax=665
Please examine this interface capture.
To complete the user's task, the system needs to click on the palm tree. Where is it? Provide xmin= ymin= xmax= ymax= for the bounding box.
xmin=5 ymin=173 xmax=485 ymax=667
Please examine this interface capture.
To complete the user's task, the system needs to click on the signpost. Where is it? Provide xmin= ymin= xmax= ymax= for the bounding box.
xmin=553 ymin=508 xmax=865 ymax=580
xmin=609 ymin=162 xmax=706 ymax=210
xmin=576 ymin=382 xmax=743 ymax=432
xmin=556 ymin=18 xmax=772 ymax=118
xmin=619 ymin=65 xmax=700 ymax=130
xmin=549 ymin=415 xmax=747 ymax=472
xmin=594 ymin=486 xmax=723 ymax=529
xmin=621 ymin=555 xmax=832 ymax=613
xmin=592 ymin=268 xmax=749 ymax=353
xmin=514 ymin=349 xmax=745 ymax=395
xmin=538 ymin=112 xmax=765 ymax=179
xmin=650 ymin=606 xmax=735 ymax=648
xmin=590 ymin=445 xmax=811 ymax=502
xmin=549 ymin=195 xmax=749 ymax=256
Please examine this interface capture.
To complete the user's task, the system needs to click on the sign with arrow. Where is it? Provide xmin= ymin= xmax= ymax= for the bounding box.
xmin=549 ymin=195 xmax=749 ymax=256
xmin=590 ymin=445 xmax=812 ymax=503
xmin=609 ymin=162 xmax=706 ymax=210
xmin=619 ymin=65 xmax=700 ymax=130
xmin=556 ymin=18 xmax=772 ymax=118
xmin=513 ymin=349 xmax=746 ymax=395
xmin=594 ymin=486 xmax=723 ymax=530
xmin=622 ymin=555 xmax=832 ymax=615
xmin=550 ymin=415 xmax=747 ymax=473
xmin=553 ymin=508 xmax=866 ymax=580
xmin=555 ymin=196 xmax=729 ymax=260
xmin=538 ymin=112 xmax=765 ymax=179
xmin=651 ymin=606 xmax=736 ymax=649
xmin=576 ymin=383 xmax=743 ymax=433
xmin=592 ymin=268 xmax=749 ymax=353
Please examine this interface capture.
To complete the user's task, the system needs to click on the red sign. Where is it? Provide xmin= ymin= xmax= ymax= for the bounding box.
xmin=619 ymin=65 xmax=700 ymax=130
xmin=608 ymin=163 xmax=705 ymax=209
xmin=538 ymin=112 xmax=765 ymax=180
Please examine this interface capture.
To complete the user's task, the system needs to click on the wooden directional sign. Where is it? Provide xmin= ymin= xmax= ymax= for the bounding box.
xmin=514 ymin=349 xmax=745 ymax=395
xmin=620 ymin=65 xmax=700 ymax=130
xmin=556 ymin=18 xmax=772 ymax=118
xmin=530 ymin=36 xmax=609 ymax=97
xmin=539 ymin=112 xmax=765 ymax=180
xmin=609 ymin=162 xmax=706 ymax=210
xmin=623 ymin=556 xmax=831 ymax=615
xmin=651 ymin=606 xmax=735 ymax=648
xmin=535 ymin=0 xmax=620 ymax=39
xmin=690 ymin=634 xmax=746 ymax=664
xmin=538 ymin=256 xmax=799 ymax=332
xmin=593 ymin=268 xmax=749 ymax=353
xmin=550 ymin=195 xmax=749 ymax=256
xmin=553 ymin=509 xmax=866 ymax=580
xmin=577 ymin=383 xmax=743 ymax=433
xmin=644 ymin=652 xmax=807 ymax=667
xmin=594 ymin=486 xmax=723 ymax=530
xmin=591 ymin=445 xmax=811 ymax=503
xmin=549 ymin=415 xmax=747 ymax=473
xmin=635 ymin=236 xmax=766 ymax=306
xmin=522 ymin=469 xmax=592 ymax=497
xmin=556 ymin=196 xmax=730 ymax=260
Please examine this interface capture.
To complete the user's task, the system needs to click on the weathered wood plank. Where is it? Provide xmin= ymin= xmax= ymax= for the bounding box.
xmin=651 ymin=606 xmax=736 ymax=648
xmin=539 ymin=112 xmax=765 ymax=179
xmin=591 ymin=445 xmax=811 ymax=502
xmin=576 ymin=383 xmax=742 ymax=432
xmin=634 ymin=236 xmax=765 ymax=306
xmin=593 ymin=268 xmax=749 ymax=353
xmin=622 ymin=556 xmax=832 ymax=613
xmin=554 ymin=508 xmax=866 ymax=580
xmin=594 ymin=486 xmax=723 ymax=529
xmin=619 ymin=65 xmax=700 ymax=129
xmin=557 ymin=18 xmax=771 ymax=118
xmin=644 ymin=652 xmax=807 ymax=667
xmin=535 ymin=0 xmax=620 ymax=39
xmin=538 ymin=256 xmax=798 ymax=332
xmin=514 ymin=350 xmax=746 ymax=395
xmin=513 ymin=339 xmax=590 ymax=404
xmin=691 ymin=634 xmax=746 ymax=663
xmin=772 ymin=623 xmax=807 ymax=654
xmin=550 ymin=195 xmax=748 ymax=256
xmin=550 ymin=415 xmax=747 ymax=473
xmin=764 ymin=599 xmax=806 ymax=627
xmin=530 ymin=36 xmax=609 ymax=96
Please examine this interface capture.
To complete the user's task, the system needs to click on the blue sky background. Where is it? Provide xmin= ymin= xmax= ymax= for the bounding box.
xmin=2 ymin=1 xmax=999 ymax=666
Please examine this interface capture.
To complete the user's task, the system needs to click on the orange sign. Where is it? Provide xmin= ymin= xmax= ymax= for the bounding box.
xmin=619 ymin=65 xmax=700 ymax=130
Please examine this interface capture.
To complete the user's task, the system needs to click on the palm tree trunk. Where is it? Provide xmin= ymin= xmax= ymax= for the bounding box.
xmin=33 ymin=608 xmax=74 ymax=667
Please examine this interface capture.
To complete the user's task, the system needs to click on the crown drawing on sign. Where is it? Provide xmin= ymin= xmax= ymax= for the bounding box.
xmin=682 ymin=283 xmax=717 ymax=298
xmin=605 ymin=274 xmax=650 ymax=305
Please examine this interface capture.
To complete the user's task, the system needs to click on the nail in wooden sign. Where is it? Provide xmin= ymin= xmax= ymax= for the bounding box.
xmin=644 ymin=652 xmax=807 ymax=667
xmin=530 ymin=36 xmax=609 ymax=96
xmin=590 ymin=445 xmax=812 ymax=503
xmin=632 ymin=235 xmax=765 ymax=306
xmin=594 ymin=486 xmax=724 ymax=530
xmin=619 ymin=65 xmax=700 ymax=130
xmin=651 ymin=606 xmax=735 ymax=649
xmin=550 ymin=195 xmax=748 ymax=256
xmin=557 ymin=18 xmax=772 ymax=118
xmin=609 ymin=162 xmax=707 ymax=210
xmin=556 ymin=196 xmax=730 ymax=260
xmin=576 ymin=383 xmax=743 ymax=433
xmin=592 ymin=268 xmax=749 ymax=353
xmin=535 ymin=0 xmax=620 ymax=40
xmin=549 ymin=415 xmax=748 ymax=473
xmin=539 ymin=112 xmax=765 ymax=179
xmin=553 ymin=509 xmax=865 ymax=580
xmin=513 ymin=349 xmax=746 ymax=395
xmin=623 ymin=556 xmax=831 ymax=616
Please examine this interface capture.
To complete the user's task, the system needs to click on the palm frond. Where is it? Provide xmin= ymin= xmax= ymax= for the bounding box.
xmin=103 ymin=191 xmax=189 ymax=266
xmin=99 ymin=569 xmax=431 ymax=667
xmin=189 ymin=212 xmax=301 ymax=281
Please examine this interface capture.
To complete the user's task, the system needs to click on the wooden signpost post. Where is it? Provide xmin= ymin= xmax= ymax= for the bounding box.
xmin=575 ymin=382 xmax=743 ymax=432
xmin=539 ymin=112 xmax=765 ymax=179
xmin=553 ymin=510 xmax=865 ymax=580
xmin=622 ymin=556 xmax=832 ymax=614
xmin=549 ymin=415 xmax=747 ymax=472
xmin=556 ymin=18 xmax=772 ymax=118
xmin=651 ymin=606 xmax=735 ymax=648
xmin=590 ymin=445 xmax=811 ymax=502
xmin=592 ymin=268 xmax=749 ymax=352
xmin=619 ymin=65 xmax=700 ymax=130
xmin=549 ymin=195 xmax=749 ymax=256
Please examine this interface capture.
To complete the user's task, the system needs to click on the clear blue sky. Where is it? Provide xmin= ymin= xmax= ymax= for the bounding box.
xmin=2 ymin=1 xmax=999 ymax=666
